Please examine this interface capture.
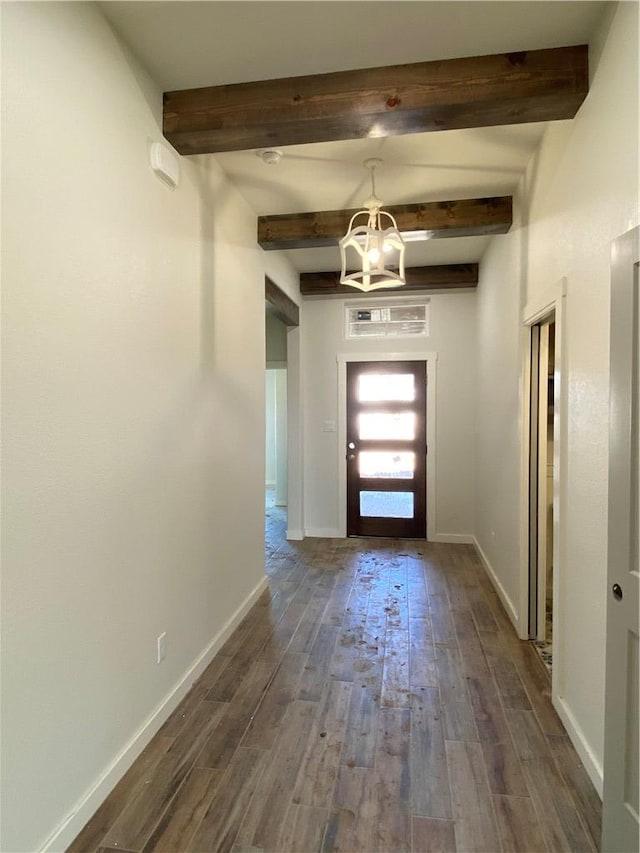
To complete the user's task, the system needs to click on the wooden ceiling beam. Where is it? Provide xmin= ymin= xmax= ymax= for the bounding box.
xmin=163 ymin=45 xmax=588 ymax=155
xmin=258 ymin=196 xmax=511 ymax=250
xmin=300 ymin=264 xmax=478 ymax=296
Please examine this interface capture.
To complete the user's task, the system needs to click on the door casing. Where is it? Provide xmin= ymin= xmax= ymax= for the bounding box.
xmin=520 ymin=278 xmax=600 ymax=794
xmin=337 ymin=351 xmax=437 ymax=540
xmin=520 ymin=279 xmax=579 ymax=758
xmin=526 ymin=319 xmax=555 ymax=642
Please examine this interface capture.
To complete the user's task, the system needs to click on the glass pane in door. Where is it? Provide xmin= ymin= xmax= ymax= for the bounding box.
xmin=360 ymin=491 xmax=414 ymax=518
xmin=359 ymin=451 xmax=415 ymax=479
xmin=358 ymin=373 xmax=415 ymax=402
xmin=358 ymin=412 xmax=415 ymax=440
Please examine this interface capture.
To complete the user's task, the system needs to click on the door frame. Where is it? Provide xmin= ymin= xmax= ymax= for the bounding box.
xmin=519 ymin=279 xmax=566 ymax=702
xmin=337 ymin=351 xmax=437 ymax=540
xmin=346 ymin=359 xmax=427 ymax=539
xmin=526 ymin=319 xmax=555 ymax=643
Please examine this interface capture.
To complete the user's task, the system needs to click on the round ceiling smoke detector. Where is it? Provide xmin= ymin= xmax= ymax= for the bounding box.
xmin=256 ymin=149 xmax=283 ymax=166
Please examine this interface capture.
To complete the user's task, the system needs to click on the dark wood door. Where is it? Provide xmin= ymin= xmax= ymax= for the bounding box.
xmin=346 ymin=360 xmax=427 ymax=538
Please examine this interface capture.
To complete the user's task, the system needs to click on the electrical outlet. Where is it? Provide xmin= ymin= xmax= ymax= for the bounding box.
xmin=157 ymin=632 xmax=166 ymax=664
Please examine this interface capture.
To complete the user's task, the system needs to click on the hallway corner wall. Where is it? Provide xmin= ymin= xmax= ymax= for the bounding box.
xmin=1 ymin=4 xmax=266 ymax=850
xmin=474 ymin=0 xmax=639 ymax=794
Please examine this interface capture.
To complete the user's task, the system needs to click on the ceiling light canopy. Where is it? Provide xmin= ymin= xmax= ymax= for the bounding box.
xmin=339 ymin=158 xmax=406 ymax=293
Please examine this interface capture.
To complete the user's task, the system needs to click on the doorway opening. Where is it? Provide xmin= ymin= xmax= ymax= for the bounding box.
xmin=528 ymin=316 xmax=556 ymax=671
xmin=264 ymin=276 xmax=300 ymax=550
xmin=346 ymin=360 xmax=427 ymax=539
xmin=265 ymin=312 xmax=288 ymax=550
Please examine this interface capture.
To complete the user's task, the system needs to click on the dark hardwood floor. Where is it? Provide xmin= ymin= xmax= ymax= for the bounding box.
xmin=68 ymin=500 xmax=601 ymax=852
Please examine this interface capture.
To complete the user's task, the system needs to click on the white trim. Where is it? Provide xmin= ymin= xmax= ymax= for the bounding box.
xmin=41 ymin=575 xmax=268 ymax=853
xmin=473 ymin=536 xmax=520 ymax=632
xmin=555 ymin=695 xmax=604 ymax=798
xmin=336 ymin=351 xmax=438 ymax=540
xmin=520 ymin=278 xmax=567 ymax=707
xmin=304 ymin=527 xmax=342 ymax=538
xmin=518 ymin=326 xmax=533 ymax=641
xmin=336 ymin=350 xmax=439 ymax=362
xmin=286 ymin=528 xmax=304 ymax=541
xmin=430 ymin=533 xmax=475 ymax=544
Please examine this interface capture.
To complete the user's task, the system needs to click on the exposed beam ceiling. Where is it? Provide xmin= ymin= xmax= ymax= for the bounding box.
xmin=163 ymin=45 xmax=588 ymax=155
xmin=258 ymin=197 xmax=512 ymax=251
xmin=101 ymin=3 xmax=603 ymax=277
xmin=300 ymin=264 xmax=478 ymax=296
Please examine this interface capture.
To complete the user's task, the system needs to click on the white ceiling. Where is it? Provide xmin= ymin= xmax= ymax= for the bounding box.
xmin=213 ymin=125 xmax=546 ymax=270
xmin=101 ymin=1 xmax=608 ymax=273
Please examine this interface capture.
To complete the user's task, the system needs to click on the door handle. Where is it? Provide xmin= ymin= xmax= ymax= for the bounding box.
xmin=612 ymin=583 xmax=623 ymax=601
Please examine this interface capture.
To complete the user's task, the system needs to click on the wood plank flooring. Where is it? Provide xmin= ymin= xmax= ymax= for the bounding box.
xmin=69 ymin=512 xmax=601 ymax=853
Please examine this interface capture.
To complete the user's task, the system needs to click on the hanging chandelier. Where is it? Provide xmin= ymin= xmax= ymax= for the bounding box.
xmin=339 ymin=158 xmax=406 ymax=292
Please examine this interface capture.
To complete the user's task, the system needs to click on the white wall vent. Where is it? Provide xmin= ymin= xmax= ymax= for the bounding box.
xmin=345 ymin=301 xmax=430 ymax=339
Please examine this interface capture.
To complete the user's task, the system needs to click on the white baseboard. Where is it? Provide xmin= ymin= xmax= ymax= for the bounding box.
xmin=472 ymin=536 xmax=519 ymax=632
xmin=471 ymin=537 xmax=603 ymax=798
xmin=554 ymin=695 xmax=604 ymax=799
xmin=430 ymin=533 xmax=475 ymax=544
xmin=286 ymin=528 xmax=304 ymax=541
xmin=41 ymin=574 xmax=268 ymax=853
xmin=304 ymin=527 xmax=341 ymax=538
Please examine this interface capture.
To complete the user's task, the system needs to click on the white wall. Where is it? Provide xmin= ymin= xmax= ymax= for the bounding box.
xmin=302 ymin=293 xmax=477 ymax=538
xmin=1 ymin=4 xmax=266 ymax=850
xmin=265 ymin=367 xmax=288 ymax=498
xmin=475 ymin=0 xmax=639 ymax=792
xmin=265 ymin=371 xmax=277 ymax=485
xmin=475 ymin=193 xmax=526 ymax=619
xmin=266 ymin=311 xmax=287 ymax=365
xmin=263 ymin=252 xmax=301 ymax=306
xmin=274 ymin=369 xmax=288 ymax=507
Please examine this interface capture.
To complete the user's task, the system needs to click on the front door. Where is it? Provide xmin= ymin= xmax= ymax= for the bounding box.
xmin=346 ymin=360 xmax=426 ymax=538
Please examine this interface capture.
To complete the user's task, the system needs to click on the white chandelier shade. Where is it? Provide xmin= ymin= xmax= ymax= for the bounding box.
xmin=339 ymin=160 xmax=406 ymax=292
